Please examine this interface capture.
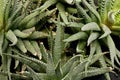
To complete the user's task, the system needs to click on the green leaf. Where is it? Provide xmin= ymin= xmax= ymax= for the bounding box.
xmin=28 ymin=31 xmax=48 ymax=39
xmin=87 ymin=32 xmax=99 ymax=46
xmin=96 ymin=42 xmax=111 ymax=80
xmin=106 ymin=0 xmax=115 ymax=12
xmin=4 ymin=0 xmax=12 ymax=25
xmin=27 ymin=66 xmax=41 ymax=80
xmin=52 ymin=20 xmax=84 ymax=28
xmin=82 ymin=0 xmax=101 ymax=23
xmin=81 ymin=22 xmax=101 ymax=31
xmin=39 ymin=42 xmax=48 ymax=62
xmin=23 ymin=40 xmax=37 ymax=56
xmin=0 ymin=31 xmax=4 ymax=55
xmin=46 ymin=53 xmax=56 ymax=79
xmin=11 ymin=15 xmax=24 ymax=29
xmin=107 ymin=35 xmax=116 ymax=67
xmin=76 ymin=41 xmax=86 ymax=53
xmin=56 ymin=3 xmax=69 ymax=24
xmin=25 ymin=8 xmax=57 ymax=28
xmin=33 ymin=0 xmax=57 ymax=12
xmin=63 ymin=61 xmax=80 ymax=80
xmin=22 ymin=27 xmax=35 ymax=33
xmin=2 ymin=38 xmax=8 ymax=52
xmin=70 ymin=61 xmax=88 ymax=80
xmin=90 ymin=52 xmax=107 ymax=65
xmin=88 ymin=41 xmax=97 ymax=60
xmin=6 ymin=48 xmax=12 ymax=80
xmin=12 ymin=48 xmax=46 ymax=69
xmin=6 ymin=30 xmax=17 ymax=46
xmin=113 ymin=0 xmax=120 ymax=11
xmin=53 ymin=16 xmax=64 ymax=64
xmin=18 ymin=11 xmax=40 ymax=27
xmin=5 ymin=3 xmax=22 ymax=30
xmin=31 ymin=41 xmax=42 ymax=60
xmin=62 ymin=55 xmax=81 ymax=77
xmin=55 ymin=61 xmax=62 ymax=80
xmin=13 ymin=29 xmax=33 ymax=38
xmin=99 ymin=24 xmax=111 ymax=39
xmin=16 ymin=38 xmax=27 ymax=53
xmin=75 ymin=2 xmax=92 ymax=23
xmin=4 ymin=53 xmax=46 ymax=72
xmin=0 ymin=0 xmax=8 ymax=30
xmin=63 ymin=32 xmax=88 ymax=42
xmin=62 ymin=0 xmax=74 ymax=5
xmin=66 ymin=7 xmax=77 ymax=14
xmin=75 ymin=67 xmax=112 ymax=80
xmin=14 ymin=60 xmax=19 ymax=69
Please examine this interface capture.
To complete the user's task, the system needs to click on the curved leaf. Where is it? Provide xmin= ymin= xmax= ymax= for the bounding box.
xmin=87 ymin=32 xmax=99 ymax=46
xmin=13 ymin=29 xmax=32 ymax=38
xmin=99 ymin=24 xmax=111 ymax=39
xmin=107 ymin=35 xmax=116 ymax=67
xmin=6 ymin=30 xmax=17 ymax=46
xmin=76 ymin=41 xmax=86 ymax=53
xmin=81 ymin=22 xmax=101 ymax=31
xmin=63 ymin=32 xmax=88 ymax=42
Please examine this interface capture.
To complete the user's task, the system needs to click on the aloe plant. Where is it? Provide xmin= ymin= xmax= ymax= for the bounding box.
xmin=63 ymin=0 xmax=120 ymax=80
xmin=1 ymin=24 xmax=112 ymax=80
xmin=0 ymin=0 xmax=57 ymax=80
xmin=0 ymin=0 xmax=119 ymax=80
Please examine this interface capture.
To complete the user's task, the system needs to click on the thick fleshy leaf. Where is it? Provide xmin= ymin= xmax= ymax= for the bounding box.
xmin=63 ymin=32 xmax=88 ymax=42
xmin=0 ymin=0 xmax=7 ymax=29
xmin=25 ymin=8 xmax=57 ymax=29
xmin=76 ymin=41 xmax=86 ymax=53
xmin=27 ymin=66 xmax=41 ymax=80
xmin=88 ymin=41 xmax=97 ymax=60
xmin=53 ymin=16 xmax=64 ymax=64
xmin=55 ymin=61 xmax=62 ymax=80
xmin=23 ymin=40 xmax=37 ymax=56
xmin=39 ymin=42 xmax=48 ymax=62
xmin=87 ymin=32 xmax=99 ymax=46
xmin=6 ymin=30 xmax=17 ymax=46
xmin=75 ymin=2 xmax=92 ymax=23
xmin=33 ymin=0 xmax=57 ymax=12
xmin=96 ymin=42 xmax=111 ymax=80
xmin=13 ymin=29 xmax=32 ymax=38
xmin=28 ymin=31 xmax=48 ymax=39
xmin=57 ymin=3 xmax=69 ymax=24
xmin=69 ymin=61 xmax=88 ymax=80
xmin=99 ymin=24 xmax=111 ymax=39
xmin=0 ymin=31 xmax=4 ymax=55
xmin=62 ymin=0 xmax=74 ymax=5
xmin=75 ymin=67 xmax=112 ymax=80
xmin=31 ymin=41 xmax=42 ymax=60
xmin=16 ymin=38 xmax=27 ymax=53
xmin=14 ymin=60 xmax=19 ymax=69
xmin=82 ymin=0 xmax=101 ymax=23
xmin=46 ymin=53 xmax=56 ymax=79
xmin=62 ymin=55 xmax=81 ymax=77
xmin=107 ymin=35 xmax=116 ymax=67
xmin=81 ymin=22 xmax=101 ymax=31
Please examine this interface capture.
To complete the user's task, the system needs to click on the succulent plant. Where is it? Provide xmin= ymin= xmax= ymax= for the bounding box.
xmin=1 ymin=21 xmax=112 ymax=80
xmin=0 ymin=0 xmax=119 ymax=80
xmin=0 ymin=0 xmax=57 ymax=80
xmin=63 ymin=0 xmax=120 ymax=80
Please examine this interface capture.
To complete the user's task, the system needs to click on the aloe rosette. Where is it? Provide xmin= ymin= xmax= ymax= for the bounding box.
xmin=63 ymin=0 xmax=120 ymax=80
